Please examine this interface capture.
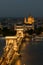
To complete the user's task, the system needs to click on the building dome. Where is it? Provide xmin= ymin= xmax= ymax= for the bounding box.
xmin=24 ymin=16 xmax=35 ymax=24
xmin=28 ymin=16 xmax=34 ymax=24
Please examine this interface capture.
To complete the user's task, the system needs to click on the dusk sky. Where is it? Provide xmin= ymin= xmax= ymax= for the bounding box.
xmin=0 ymin=0 xmax=43 ymax=17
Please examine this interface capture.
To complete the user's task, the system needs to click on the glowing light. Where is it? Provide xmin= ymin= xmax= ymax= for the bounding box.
xmin=15 ymin=59 xmax=22 ymax=65
xmin=28 ymin=16 xmax=34 ymax=24
xmin=24 ymin=16 xmax=35 ymax=24
xmin=24 ymin=64 xmax=26 ymax=65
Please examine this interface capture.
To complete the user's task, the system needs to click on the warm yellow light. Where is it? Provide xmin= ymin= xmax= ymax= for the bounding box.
xmin=15 ymin=59 xmax=22 ymax=65
xmin=28 ymin=16 xmax=34 ymax=24
xmin=24 ymin=16 xmax=35 ymax=24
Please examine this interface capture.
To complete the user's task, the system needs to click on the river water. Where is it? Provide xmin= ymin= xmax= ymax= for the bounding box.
xmin=21 ymin=41 xmax=43 ymax=65
xmin=0 ymin=39 xmax=43 ymax=65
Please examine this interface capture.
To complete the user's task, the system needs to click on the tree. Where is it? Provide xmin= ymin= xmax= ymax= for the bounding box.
xmin=2 ymin=27 xmax=10 ymax=36
xmin=25 ymin=29 xmax=34 ymax=35
xmin=2 ymin=27 xmax=17 ymax=36
xmin=0 ymin=28 xmax=2 ymax=34
xmin=35 ymin=26 xmax=42 ymax=35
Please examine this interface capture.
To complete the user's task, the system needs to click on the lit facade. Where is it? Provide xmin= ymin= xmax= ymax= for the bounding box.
xmin=24 ymin=16 xmax=35 ymax=24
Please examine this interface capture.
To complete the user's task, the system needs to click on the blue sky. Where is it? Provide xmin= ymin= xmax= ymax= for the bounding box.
xmin=0 ymin=0 xmax=43 ymax=17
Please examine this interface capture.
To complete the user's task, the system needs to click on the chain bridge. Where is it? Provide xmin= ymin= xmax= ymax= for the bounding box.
xmin=0 ymin=24 xmax=43 ymax=65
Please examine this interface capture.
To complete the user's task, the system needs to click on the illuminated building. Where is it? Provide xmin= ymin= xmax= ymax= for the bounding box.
xmin=24 ymin=16 xmax=35 ymax=24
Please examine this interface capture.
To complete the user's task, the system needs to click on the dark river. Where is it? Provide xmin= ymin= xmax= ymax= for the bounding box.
xmin=0 ymin=39 xmax=43 ymax=65
xmin=21 ymin=41 xmax=43 ymax=65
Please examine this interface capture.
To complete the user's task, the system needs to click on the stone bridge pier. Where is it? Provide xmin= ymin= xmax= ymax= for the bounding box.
xmin=5 ymin=36 xmax=18 ymax=52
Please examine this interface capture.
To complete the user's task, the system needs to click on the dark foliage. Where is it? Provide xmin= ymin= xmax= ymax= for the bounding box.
xmin=35 ymin=27 xmax=43 ymax=35
xmin=2 ymin=27 xmax=17 ymax=36
xmin=25 ymin=29 xmax=34 ymax=35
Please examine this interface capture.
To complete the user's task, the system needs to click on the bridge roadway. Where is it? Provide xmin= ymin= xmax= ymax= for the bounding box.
xmin=0 ymin=36 xmax=24 ymax=65
xmin=0 ymin=44 xmax=13 ymax=65
xmin=0 ymin=36 xmax=43 ymax=41
xmin=0 ymin=35 xmax=43 ymax=65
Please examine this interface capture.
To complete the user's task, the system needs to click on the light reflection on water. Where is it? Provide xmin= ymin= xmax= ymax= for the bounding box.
xmin=21 ymin=41 xmax=43 ymax=65
xmin=0 ymin=40 xmax=43 ymax=65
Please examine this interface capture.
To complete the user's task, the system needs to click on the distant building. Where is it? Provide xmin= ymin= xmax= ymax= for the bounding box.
xmin=24 ymin=16 xmax=35 ymax=30
xmin=24 ymin=16 xmax=35 ymax=24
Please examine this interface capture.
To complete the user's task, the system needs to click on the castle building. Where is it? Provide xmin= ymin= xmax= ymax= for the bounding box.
xmin=24 ymin=16 xmax=35 ymax=24
xmin=24 ymin=16 xmax=35 ymax=30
